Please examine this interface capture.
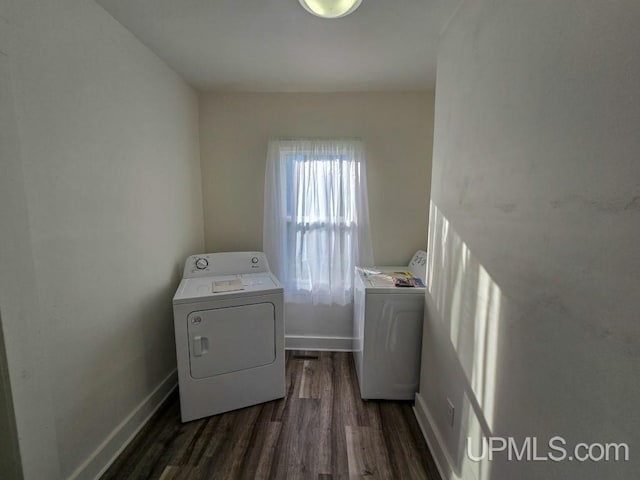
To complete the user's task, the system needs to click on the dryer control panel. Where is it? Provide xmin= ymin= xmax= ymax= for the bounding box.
xmin=183 ymin=252 xmax=271 ymax=278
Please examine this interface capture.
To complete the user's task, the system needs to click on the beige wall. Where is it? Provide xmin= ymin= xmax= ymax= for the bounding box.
xmin=0 ymin=4 xmax=22 ymax=479
xmin=199 ymin=92 xmax=434 ymax=266
xmin=417 ymin=1 xmax=640 ymax=479
xmin=1 ymin=0 xmax=204 ymax=478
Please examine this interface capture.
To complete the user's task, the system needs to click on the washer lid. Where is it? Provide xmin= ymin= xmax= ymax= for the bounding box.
xmin=355 ymin=267 xmax=426 ymax=294
xmin=173 ymin=272 xmax=283 ymax=305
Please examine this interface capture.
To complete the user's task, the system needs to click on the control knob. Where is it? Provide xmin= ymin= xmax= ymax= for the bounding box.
xmin=195 ymin=257 xmax=208 ymax=270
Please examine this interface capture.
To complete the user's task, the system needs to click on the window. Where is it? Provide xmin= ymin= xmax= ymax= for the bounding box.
xmin=264 ymin=139 xmax=373 ymax=306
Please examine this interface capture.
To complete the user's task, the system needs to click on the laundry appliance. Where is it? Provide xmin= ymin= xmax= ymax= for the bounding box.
xmin=353 ymin=250 xmax=427 ymax=400
xmin=173 ymin=251 xmax=285 ymax=422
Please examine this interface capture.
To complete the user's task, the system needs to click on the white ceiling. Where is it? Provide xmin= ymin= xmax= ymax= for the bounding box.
xmin=94 ymin=0 xmax=459 ymax=92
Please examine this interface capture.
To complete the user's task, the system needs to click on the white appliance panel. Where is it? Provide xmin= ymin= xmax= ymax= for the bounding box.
xmin=173 ymin=251 xmax=285 ymax=422
xmin=352 ymin=250 xmax=427 ymax=401
xmin=359 ymin=294 xmax=424 ymax=399
xmin=408 ymin=250 xmax=428 ymax=278
xmin=174 ymin=273 xmax=280 ymax=304
xmin=371 ymin=296 xmax=424 ymax=390
xmin=188 ymin=303 xmax=276 ymax=379
xmin=353 ymin=282 xmax=366 ymax=382
xmin=182 ymin=251 xmax=270 ymax=278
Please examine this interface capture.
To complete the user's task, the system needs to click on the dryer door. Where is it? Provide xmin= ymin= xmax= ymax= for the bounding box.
xmin=187 ymin=302 xmax=276 ymax=379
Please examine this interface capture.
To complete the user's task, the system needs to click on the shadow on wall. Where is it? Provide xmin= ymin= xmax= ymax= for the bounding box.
xmin=0 ymin=312 xmax=22 ymax=480
xmin=421 ymin=201 xmax=507 ymax=480
xmin=53 ymin=266 xmax=185 ymax=478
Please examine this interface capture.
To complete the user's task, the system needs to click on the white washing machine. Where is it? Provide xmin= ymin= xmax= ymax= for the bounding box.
xmin=353 ymin=250 xmax=428 ymax=400
xmin=173 ymin=252 xmax=285 ymax=422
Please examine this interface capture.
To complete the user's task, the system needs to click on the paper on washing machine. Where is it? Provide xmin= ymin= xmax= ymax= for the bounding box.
xmin=212 ymin=279 xmax=245 ymax=293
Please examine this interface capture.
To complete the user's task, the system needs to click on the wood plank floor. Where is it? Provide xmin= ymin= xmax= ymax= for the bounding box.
xmin=102 ymin=351 xmax=441 ymax=480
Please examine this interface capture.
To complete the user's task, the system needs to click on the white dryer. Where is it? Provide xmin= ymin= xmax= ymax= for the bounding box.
xmin=353 ymin=250 xmax=427 ymax=400
xmin=173 ymin=252 xmax=285 ymax=422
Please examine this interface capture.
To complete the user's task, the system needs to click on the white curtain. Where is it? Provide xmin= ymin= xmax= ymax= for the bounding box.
xmin=264 ymin=139 xmax=373 ymax=305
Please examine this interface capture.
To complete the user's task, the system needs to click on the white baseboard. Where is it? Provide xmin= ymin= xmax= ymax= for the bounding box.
xmin=285 ymin=335 xmax=354 ymax=352
xmin=68 ymin=370 xmax=178 ymax=480
xmin=413 ymin=392 xmax=453 ymax=480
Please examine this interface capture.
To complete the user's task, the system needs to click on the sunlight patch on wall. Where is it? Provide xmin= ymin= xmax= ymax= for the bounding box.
xmin=427 ymin=201 xmax=503 ymax=468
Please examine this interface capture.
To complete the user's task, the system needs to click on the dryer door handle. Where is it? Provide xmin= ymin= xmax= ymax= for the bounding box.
xmin=192 ymin=336 xmax=209 ymax=357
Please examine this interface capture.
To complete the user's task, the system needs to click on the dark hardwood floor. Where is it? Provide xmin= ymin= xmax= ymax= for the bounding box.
xmin=102 ymin=351 xmax=441 ymax=480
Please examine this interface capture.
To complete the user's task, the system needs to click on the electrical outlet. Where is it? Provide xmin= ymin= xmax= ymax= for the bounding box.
xmin=446 ymin=398 xmax=455 ymax=427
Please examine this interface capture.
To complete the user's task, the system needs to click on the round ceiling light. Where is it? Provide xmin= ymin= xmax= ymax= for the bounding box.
xmin=298 ymin=0 xmax=363 ymax=19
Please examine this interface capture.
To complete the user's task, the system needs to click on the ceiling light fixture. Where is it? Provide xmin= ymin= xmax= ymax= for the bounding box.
xmin=298 ymin=0 xmax=363 ymax=19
